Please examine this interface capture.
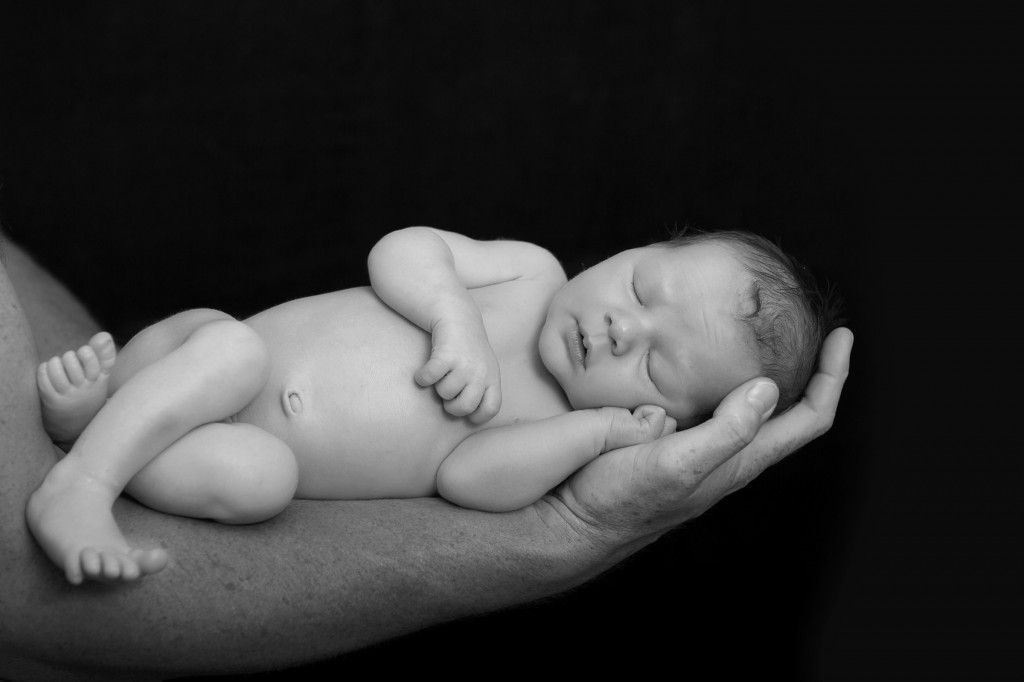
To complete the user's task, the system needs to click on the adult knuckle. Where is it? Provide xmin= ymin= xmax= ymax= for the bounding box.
xmin=807 ymin=409 xmax=836 ymax=438
xmin=721 ymin=411 xmax=757 ymax=448
xmin=655 ymin=449 xmax=704 ymax=488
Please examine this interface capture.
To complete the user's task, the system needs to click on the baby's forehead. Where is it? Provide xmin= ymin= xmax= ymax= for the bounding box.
xmin=647 ymin=239 xmax=745 ymax=266
xmin=644 ymin=242 xmax=754 ymax=296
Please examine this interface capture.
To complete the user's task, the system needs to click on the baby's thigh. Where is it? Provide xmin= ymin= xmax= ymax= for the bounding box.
xmin=126 ymin=423 xmax=298 ymax=524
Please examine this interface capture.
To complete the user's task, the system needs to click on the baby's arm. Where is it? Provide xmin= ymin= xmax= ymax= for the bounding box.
xmin=368 ymin=227 xmax=564 ymax=424
xmin=437 ymin=406 xmax=677 ymax=512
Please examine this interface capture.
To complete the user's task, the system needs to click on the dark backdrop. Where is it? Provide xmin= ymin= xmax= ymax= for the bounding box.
xmin=0 ymin=2 xmax=1019 ymax=680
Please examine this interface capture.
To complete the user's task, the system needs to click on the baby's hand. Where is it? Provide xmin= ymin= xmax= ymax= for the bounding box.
xmin=601 ymin=405 xmax=677 ymax=453
xmin=416 ymin=317 xmax=502 ymax=424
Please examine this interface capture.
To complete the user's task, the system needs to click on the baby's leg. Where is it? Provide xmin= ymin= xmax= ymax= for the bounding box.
xmin=108 ymin=308 xmax=237 ymax=393
xmin=27 ymin=317 xmax=270 ymax=584
xmin=36 ymin=308 xmax=235 ymax=448
xmin=127 ymin=422 xmax=298 ymax=525
xmin=37 ymin=331 xmax=117 ymax=447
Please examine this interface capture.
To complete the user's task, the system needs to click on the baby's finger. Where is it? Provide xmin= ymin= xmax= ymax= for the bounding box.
xmin=444 ymin=383 xmax=483 ymax=417
xmin=414 ymin=357 xmax=450 ymax=388
xmin=633 ymin=405 xmax=665 ymax=437
xmin=632 ymin=404 xmax=664 ymax=421
xmin=468 ymin=385 xmax=502 ymax=424
xmin=435 ymin=372 xmax=467 ymax=401
xmin=660 ymin=416 xmax=678 ymax=437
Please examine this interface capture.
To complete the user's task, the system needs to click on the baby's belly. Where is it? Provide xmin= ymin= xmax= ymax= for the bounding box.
xmin=237 ymin=288 xmax=476 ymax=499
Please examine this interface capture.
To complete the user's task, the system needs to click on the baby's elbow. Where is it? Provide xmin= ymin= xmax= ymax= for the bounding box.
xmin=436 ymin=457 xmax=521 ymax=513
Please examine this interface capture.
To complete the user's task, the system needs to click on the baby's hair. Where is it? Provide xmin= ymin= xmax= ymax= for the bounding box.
xmin=659 ymin=226 xmax=843 ymax=413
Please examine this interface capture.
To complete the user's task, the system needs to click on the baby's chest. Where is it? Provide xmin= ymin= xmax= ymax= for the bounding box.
xmin=473 ymin=280 xmax=551 ymax=358
xmin=473 ymin=284 xmax=570 ymax=423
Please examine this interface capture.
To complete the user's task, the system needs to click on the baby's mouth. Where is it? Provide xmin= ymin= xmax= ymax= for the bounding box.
xmin=572 ymin=321 xmax=587 ymax=368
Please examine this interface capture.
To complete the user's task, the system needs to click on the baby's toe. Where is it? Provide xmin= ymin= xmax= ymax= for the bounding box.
xmin=98 ymin=551 xmax=129 ymax=581
xmin=98 ymin=548 xmax=138 ymax=577
xmin=90 ymin=332 xmax=117 ymax=370
xmin=77 ymin=344 xmax=102 ymax=381
xmin=64 ymin=558 xmax=84 ymax=586
xmin=61 ymin=350 xmax=86 ymax=386
xmin=133 ymin=548 xmax=169 ymax=576
xmin=119 ymin=557 xmax=141 ymax=581
xmin=37 ymin=362 xmax=56 ymax=395
xmin=46 ymin=357 xmax=72 ymax=392
xmin=79 ymin=548 xmax=102 ymax=581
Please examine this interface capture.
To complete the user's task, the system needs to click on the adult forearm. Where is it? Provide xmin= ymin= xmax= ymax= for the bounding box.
xmin=0 ymin=240 xmax=610 ymax=679
xmin=1 ymin=240 xmax=103 ymax=360
xmin=0 ymin=234 xmax=631 ymax=680
xmin=7 ymin=494 xmax=605 ymax=679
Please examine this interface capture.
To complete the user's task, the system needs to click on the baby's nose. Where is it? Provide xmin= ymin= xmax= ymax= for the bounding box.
xmin=607 ymin=310 xmax=643 ymax=355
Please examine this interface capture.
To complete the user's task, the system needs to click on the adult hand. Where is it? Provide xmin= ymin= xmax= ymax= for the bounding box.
xmin=549 ymin=327 xmax=853 ymax=557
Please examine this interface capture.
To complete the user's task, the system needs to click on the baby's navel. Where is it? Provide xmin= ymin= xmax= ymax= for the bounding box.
xmin=282 ymin=388 xmax=304 ymax=416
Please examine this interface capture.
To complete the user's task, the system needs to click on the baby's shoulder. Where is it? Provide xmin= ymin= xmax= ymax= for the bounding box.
xmin=521 ymin=244 xmax=567 ymax=287
xmin=477 ymin=265 xmax=561 ymax=309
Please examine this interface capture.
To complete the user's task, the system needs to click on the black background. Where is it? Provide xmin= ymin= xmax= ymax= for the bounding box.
xmin=0 ymin=2 xmax=1019 ymax=680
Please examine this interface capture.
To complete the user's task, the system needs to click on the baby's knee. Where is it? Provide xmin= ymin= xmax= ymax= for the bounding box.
xmin=213 ymin=428 xmax=298 ymax=524
xmin=194 ymin=319 xmax=266 ymax=365
xmin=113 ymin=308 xmax=238 ymax=390
xmin=190 ymin=320 xmax=270 ymax=394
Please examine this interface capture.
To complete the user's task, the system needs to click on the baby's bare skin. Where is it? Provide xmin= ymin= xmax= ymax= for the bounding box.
xmin=36 ymin=331 xmax=117 ymax=446
xmin=240 ymin=282 xmax=570 ymax=499
xmin=28 ymin=230 xmax=751 ymax=584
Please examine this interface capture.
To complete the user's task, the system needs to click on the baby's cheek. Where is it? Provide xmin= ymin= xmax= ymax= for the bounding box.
xmin=569 ymin=380 xmax=630 ymax=412
xmin=559 ymin=378 xmax=598 ymax=411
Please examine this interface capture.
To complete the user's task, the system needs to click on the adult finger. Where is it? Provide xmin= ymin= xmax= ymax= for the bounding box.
xmin=718 ymin=327 xmax=853 ymax=495
xmin=557 ymin=378 xmax=777 ymax=535
xmin=652 ymin=379 xmax=778 ymax=488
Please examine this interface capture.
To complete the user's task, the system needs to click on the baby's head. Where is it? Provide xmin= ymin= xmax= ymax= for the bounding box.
xmin=538 ymin=228 xmax=841 ymax=427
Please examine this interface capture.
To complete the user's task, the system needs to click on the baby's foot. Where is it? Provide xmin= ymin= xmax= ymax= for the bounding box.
xmin=37 ymin=332 xmax=117 ymax=447
xmin=26 ymin=458 xmax=169 ymax=585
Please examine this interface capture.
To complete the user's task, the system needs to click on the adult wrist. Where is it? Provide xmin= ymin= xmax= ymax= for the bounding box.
xmin=522 ymin=492 xmax=644 ymax=589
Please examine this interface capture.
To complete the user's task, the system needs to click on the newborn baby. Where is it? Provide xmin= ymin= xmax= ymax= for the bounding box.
xmin=28 ymin=226 xmax=837 ymax=584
